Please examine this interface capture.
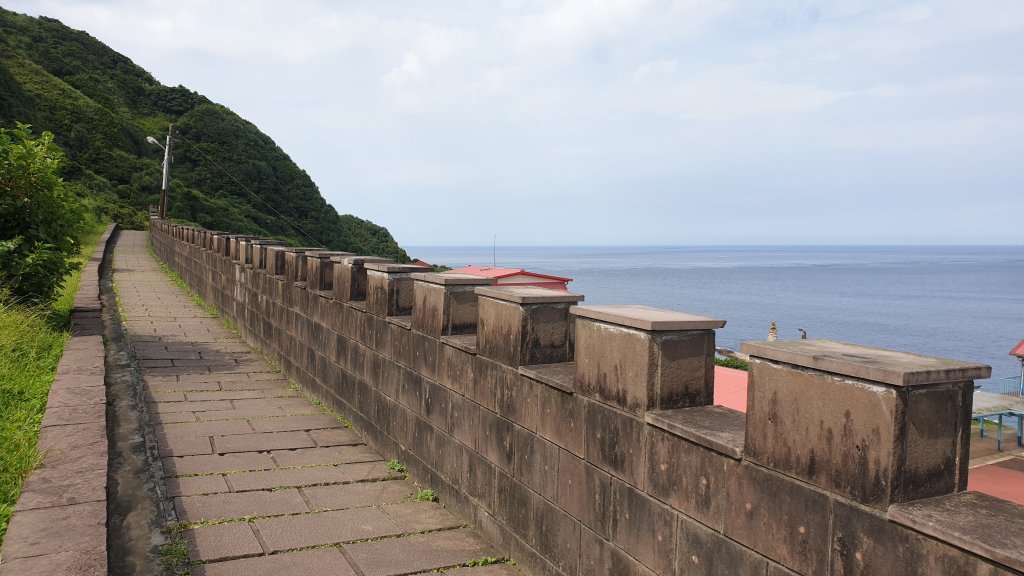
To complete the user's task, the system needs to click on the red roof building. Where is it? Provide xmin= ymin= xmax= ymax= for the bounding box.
xmin=1010 ymin=339 xmax=1024 ymax=358
xmin=444 ymin=265 xmax=572 ymax=291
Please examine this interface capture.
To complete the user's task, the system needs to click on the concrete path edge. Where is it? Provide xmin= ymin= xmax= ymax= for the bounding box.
xmin=0 ymin=224 xmax=118 ymax=576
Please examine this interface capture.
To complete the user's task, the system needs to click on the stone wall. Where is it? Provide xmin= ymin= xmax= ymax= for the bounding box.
xmin=151 ymin=220 xmax=1024 ymax=576
xmin=0 ymin=224 xmax=117 ymax=576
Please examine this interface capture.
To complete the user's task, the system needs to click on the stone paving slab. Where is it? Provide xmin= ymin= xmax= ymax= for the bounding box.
xmin=344 ymin=530 xmax=497 ymax=576
xmin=255 ymin=507 xmax=402 ymax=552
xmin=174 ymin=488 xmax=309 ymax=522
xmin=194 ymin=548 xmax=357 ymax=576
xmin=185 ymin=522 xmax=263 ymax=562
xmin=114 ymin=230 xmax=521 ymax=575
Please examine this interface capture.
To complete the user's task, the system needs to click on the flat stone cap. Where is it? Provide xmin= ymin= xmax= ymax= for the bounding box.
xmin=267 ymin=246 xmax=322 ymax=253
xmin=888 ymin=492 xmax=1024 ymax=573
xmin=305 ymin=250 xmax=354 ymax=259
xmin=365 ymin=262 xmax=430 ymax=273
xmin=335 ymin=255 xmax=393 ymax=265
xmin=249 ymin=239 xmax=287 ymax=245
xmin=412 ymin=273 xmax=497 ymax=286
xmin=475 ymin=286 xmax=584 ymax=304
xmin=741 ymin=339 xmax=991 ymax=386
xmin=571 ymin=304 xmax=725 ymax=331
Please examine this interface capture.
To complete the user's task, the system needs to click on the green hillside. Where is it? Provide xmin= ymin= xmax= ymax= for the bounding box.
xmin=0 ymin=8 xmax=409 ymax=261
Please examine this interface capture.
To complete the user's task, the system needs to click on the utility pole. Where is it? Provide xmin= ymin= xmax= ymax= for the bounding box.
xmin=159 ymin=124 xmax=173 ymax=219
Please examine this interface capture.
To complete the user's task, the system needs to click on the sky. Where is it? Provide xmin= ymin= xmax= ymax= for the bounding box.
xmin=7 ymin=0 xmax=1024 ymax=246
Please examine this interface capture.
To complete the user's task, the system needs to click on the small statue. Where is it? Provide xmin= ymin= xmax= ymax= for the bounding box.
xmin=768 ymin=321 xmax=778 ymax=342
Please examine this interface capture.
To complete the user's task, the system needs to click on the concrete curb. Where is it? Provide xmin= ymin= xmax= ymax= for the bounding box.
xmin=0 ymin=224 xmax=118 ymax=576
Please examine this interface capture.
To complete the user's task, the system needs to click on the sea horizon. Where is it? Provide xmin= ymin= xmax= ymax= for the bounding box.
xmin=408 ymin=244 xmax=1024 ymax=392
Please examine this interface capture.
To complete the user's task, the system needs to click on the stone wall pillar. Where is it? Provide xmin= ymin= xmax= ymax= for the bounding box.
xmin=305 ymin=251 xmax=354 ymax=295
xmin=740 ymin=339 xmax=990 ymax=510
xmin=411 ymin=273 xmax=495 ymax=337
xmin=365 ymin=263 xmax=430 ymax=317
xmin=332 ymin=256 xmax=392 ymax=304
xmin=475 ymin=286 xmax=583 ymax=368
xmin=250 ymin=240 xmax=287 ymax=270
xmin=263 ymin=247 xmax=319 ymax=282
xmin=571 ymin=305 xmax=724 ymax=416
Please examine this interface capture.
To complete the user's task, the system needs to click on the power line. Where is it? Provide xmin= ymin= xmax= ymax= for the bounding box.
xmin=173 ymin=131 xmax=326 ymax=249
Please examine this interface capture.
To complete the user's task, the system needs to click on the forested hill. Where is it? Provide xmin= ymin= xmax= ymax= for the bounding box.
xmin=0 ymin=8 xmax=409 ymax=261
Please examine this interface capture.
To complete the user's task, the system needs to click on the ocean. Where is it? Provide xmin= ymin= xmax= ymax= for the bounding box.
xmin=408 ymin=245 xmax=1024 ymax=393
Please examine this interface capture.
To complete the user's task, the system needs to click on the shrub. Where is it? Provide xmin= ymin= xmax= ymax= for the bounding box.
xmin=0 ymin=123 xmax=83 ymax=303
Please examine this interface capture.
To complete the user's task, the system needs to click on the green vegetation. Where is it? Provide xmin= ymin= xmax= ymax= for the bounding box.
xmin=0 ymin=123 xmax=85 ymax=303
xmin=159 ymin=522 xmax=191 ymax=575
xmin=465 ymin=556 xmax=502 ymax=567
xmin=0 ymin=7 xmax=409 ymax=261
xmin=387 ymin=459 xmax=407 ymax=473
xmin=0 ymin=218 xmax=107 ymax=549
xmin=414 ymin=488 xmax=438 ymax=502
xmin=715 ymin=357 xmax=749 ymax=371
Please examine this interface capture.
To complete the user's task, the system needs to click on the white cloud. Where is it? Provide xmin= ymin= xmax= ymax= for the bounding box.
xmin=3 ymin=0 xmax=1023 ymax=244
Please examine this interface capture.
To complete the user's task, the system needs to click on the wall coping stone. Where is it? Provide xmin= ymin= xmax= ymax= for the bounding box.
xmin=365 ymin=262 xmax=430 ymax=273
xmin=474 ymin=285 xmax=584 ymax=304
xmin=337 ymin=255 xmax=393 ymax=265
xmin=519 ymin=362 xmax=575 ymax=394
xmin=387 ymin=315 xmax=414 ymax=330
xmin=887 ymin=492 xmax=1024 ymax=572
xmin=741 ymin=339 xmax=991 ymax=386
xmin=441 ymin=334 xmax=477 ymax=354
xmin=646 ymin=405 xmax=746 ymax=459
xmin=411 ymin=272 xmax=497 ymax=285
xmin=268 ymin=246 xmax=322 ymax=253
xmin=571 ymin=304 xmax=726 ymax=331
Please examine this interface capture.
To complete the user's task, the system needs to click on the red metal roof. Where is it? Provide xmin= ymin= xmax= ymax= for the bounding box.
xmin=1011 ymin=339 xmax=1024 ymax=358
xmin=446 ymin=265 xmax=572 ymax=283
xmin=713 ymin=366 xmax=748 ymax=413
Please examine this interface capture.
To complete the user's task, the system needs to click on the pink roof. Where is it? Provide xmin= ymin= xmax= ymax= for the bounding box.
xmin=713 ymin=366 xmax=748 ymax=413
xmin=1011 ymin=339 xmax=1024 ymax=358
xmin=446 ymin=265 xmax=572 ymax=283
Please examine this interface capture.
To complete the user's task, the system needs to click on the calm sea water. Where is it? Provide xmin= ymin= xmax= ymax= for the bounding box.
xmin=408 ymin=245 xmax=1024 ymax=392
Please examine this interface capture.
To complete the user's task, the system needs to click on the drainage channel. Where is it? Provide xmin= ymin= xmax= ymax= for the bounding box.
xmin=102 ymin=232 xmax=177 ymax=576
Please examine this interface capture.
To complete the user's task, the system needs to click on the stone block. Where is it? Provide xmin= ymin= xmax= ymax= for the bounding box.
xmin=365 ymin=263 xmax=425 ymax=318
xmin=411 ymin=274 xmax=495 ymax=337
xmin=609 ymin=478 xmax=678 ymax=576
xmin=573 ymin=306 xmax=722 ymax=416
xmin=476 ymin=287 xmax=582 ymax=368
xmin=411 ymin=331 xmax=441 ymax=383
xmin=477 ymin=408 xmax=515 ymax=473
xmin=512 ymin=426 xmax=559 ymax=501
xmin=450 ymin=394 xmax=481 ymax=451
xmin=742 ymin=339 xmax=983 ymax=510
xmin=537 ymin=384 xmax=584 ymax=456
xmin=676 ymin=514 xmax=769 ymax=576
xmin=580 ymin=528 xmax=658 ymax=576
xmin=557 ymin=449 xmax=611 ymax=537
xmin=723 ymin=462 xmax=832 ymax=576
xmin=494 ymin=470 xmax=535 ymax=541
xmin=463 ymin=445 xmax=496 ymax=511
xmin=585 ymin=400 xmax=645 ymax=487
xmin=333 ymin=256 xmax=392 ymax=302
xmin=645 ymin=426 xmax=733 ymax=530
xmin=533 ymin=495 xmax=582 ymax=575
xmin=439 ymin=342 xmax=474 ymax=395
xmin=495 ymin=373 xmax=539 ymax=431
xmin=305 ymin=251 xmax=352 ymax=293
xmin=831 ymin=499 xmax=1012 ymax=576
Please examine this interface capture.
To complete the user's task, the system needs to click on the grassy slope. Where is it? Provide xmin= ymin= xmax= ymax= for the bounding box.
xmin=0 ymin=218 xmax=108 ymax=549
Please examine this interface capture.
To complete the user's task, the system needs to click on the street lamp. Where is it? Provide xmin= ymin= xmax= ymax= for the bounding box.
xmin=147 ymin=124 xmax=173 ymax=219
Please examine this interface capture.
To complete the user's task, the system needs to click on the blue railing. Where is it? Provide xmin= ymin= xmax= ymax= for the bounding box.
xmin=998 ymin=375 xmax=1023 ymax=396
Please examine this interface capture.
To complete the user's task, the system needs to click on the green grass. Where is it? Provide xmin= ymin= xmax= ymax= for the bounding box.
xmin=0 ymin=220 xmax=108 ymax=549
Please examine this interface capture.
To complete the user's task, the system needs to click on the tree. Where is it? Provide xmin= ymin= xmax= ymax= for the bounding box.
xmin=0 ymin=123 xmax=83 ymax=303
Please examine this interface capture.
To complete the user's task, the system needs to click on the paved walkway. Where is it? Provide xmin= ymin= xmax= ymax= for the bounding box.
xmin=114 ymin=231 xmax=518 ymax=576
